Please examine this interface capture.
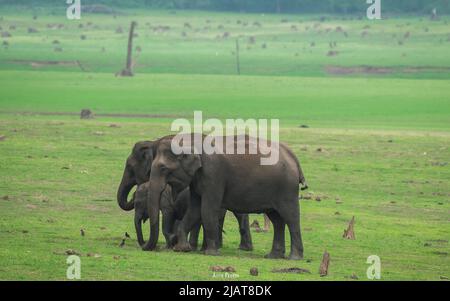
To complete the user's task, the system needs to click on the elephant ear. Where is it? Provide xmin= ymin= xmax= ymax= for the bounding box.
xmin=179 ymin=154 xmax=202 ymax=178
xmin=134 ymin=141 xmax=155 ymax=162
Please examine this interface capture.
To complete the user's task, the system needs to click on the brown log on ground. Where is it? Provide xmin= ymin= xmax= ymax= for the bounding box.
xmin=343 ymin=216 xmax=356 ymax=240
xmin=117 ymin=21 xmax=137 ymax=77
xmin=319 ymin=251 xmax=330 ymax=277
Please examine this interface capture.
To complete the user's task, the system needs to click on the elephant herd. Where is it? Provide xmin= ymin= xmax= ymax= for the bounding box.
xmin=117 ymin=134 xmax=308 ymax=260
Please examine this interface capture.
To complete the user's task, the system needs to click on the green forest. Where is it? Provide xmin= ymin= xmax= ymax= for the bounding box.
xmin=1 ymin=0 xmax=449 ymax=14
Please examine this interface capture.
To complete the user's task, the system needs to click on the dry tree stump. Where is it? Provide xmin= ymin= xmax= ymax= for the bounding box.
xmin=319 ymin=251 xmax=330 ymax=277
xmin=343 ymin=216 xmax=356 ymax=240
xmin=116 ymin=21 xmax=137 ymax=77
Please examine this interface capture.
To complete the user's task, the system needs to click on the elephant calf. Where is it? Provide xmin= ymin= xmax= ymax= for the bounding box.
xmin=132 ymin=181 xmax=252 ymax=251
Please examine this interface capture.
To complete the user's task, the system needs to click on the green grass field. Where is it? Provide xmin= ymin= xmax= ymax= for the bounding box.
xmin=0 ymin=7 xmax=449 ymax=280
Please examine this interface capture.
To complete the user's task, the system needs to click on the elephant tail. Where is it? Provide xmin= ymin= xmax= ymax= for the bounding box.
xmin=298 ymin=163 xmax=308 ymax=190
xmin=283 ymin=143 xmax=308 ymax=190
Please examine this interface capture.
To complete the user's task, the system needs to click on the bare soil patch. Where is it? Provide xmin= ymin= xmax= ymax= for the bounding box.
xmin=10 ymin=60 xmax=79 ymax=68
xmin=0 ymin=110 xmax=185 ymax=119
xmin=325 ymin=65 xmax=450 ymax=75
xmin=272 ymin=267 xmax=311 ymax=274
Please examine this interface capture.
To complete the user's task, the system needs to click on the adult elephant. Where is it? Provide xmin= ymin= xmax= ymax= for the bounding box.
xmin=142 ymin=134 xmax=308 ymax=260
xmin=116 ymin=141 xmax=253 ymax=251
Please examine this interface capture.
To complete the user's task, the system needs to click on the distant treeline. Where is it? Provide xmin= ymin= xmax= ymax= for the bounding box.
xmin=2 ymin=0 xmax=450 ymax=14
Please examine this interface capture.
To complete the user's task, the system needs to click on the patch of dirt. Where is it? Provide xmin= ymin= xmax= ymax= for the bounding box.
xmin=326 ymin=65 xmax=392 ymax=75
xmin=272 ymin=267 xmax=310 ymax=274
xmin=326 ymin=65 xmax=450 ymax=75
xmin=84 ymin=204 xmax=108 ymax=213
xmin=428 ymin=239 xmax=448 ymax=243
xmin=65 ymin=249 xmax=81 ymax=256
xmin=10 ymin=60 xmax=79 ymax=68
xmin=81 ymin=5 xmax=117 ymax=14
xmin=0 ymin=110 xmax=185 ymax=119
xmin=210 ymin=266 xmax=236 ymax=272
xmin=91 ymin=199 xmax=113 ymax=202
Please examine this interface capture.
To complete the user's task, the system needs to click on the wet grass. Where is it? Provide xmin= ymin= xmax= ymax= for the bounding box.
xmin=0 ymin=116 xmax=448 ymax=280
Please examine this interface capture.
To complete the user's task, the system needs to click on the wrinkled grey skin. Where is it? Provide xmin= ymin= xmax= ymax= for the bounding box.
xmin=117 ymin=141 xmax=252 ymax=250
xmin=132 ymin=182 xmax=252 ymax=250
xmin=143 ymin=134 xmax=308 ymax=260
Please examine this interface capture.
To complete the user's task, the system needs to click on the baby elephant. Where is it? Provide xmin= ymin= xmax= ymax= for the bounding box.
xmin=132 ymin=182 xmax=252 ymax=251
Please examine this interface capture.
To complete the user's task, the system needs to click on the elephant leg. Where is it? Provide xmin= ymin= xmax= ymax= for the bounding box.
xmin=233 ymin=212 xmax=253 ymax=251
xmin=169 ymin=220 xmax=181 ymax=247
xmin=174 ymin=192 xmax=201 ymax=253
xmin=188 ymin=221 xmax=201 ymax=251
xmin=200 ymin=194 xmax=222 ymax=256
xmin=264 ymin=211 xmax=286 ymax=259
xmin=277 ymin=200 xmax=304 ymax=260
xmin=162 ymin=211 xmax=176 ymax=248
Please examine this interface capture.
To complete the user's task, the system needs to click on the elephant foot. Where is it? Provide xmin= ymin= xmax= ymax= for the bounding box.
xmin=288 ymin=249 xmax=304 ymax=260
xmin=239 ymin=244 xmax=253 ymax=251
xmin=264 ymin=251 xmax=285 ymax=259
xmin=173 ymin=242 xmax=192 ymax=252
xmin=204 ymin=248 xmax=220 ymax=256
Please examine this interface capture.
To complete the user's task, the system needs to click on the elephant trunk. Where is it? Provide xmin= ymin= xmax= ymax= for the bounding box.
xmin=134 ymin=215 xmax=145 ymax=246
xmin=141 ymin=171 xmax=166 ymax=251
xmin=117 ymin=170 xmax=136 ymax=211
